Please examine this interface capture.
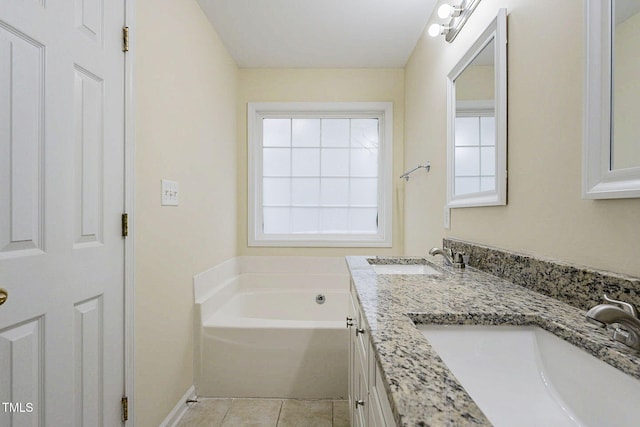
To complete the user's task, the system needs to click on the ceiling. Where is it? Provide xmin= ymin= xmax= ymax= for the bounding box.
xmin=197 ymin=0 xmax=438 ymax=68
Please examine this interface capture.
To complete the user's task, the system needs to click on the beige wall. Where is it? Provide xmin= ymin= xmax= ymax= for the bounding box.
xmin=405 ymin=0 xmax=640 ymax=277
xmin=135 ymin=0 xmax=238 ymax=425
xmin=237 ymin=69 xmax=405 ymax=257
xmin=456 ymin=65 xmax=494 ymax=101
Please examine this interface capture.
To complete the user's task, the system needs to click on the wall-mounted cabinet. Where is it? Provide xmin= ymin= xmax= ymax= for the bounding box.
xmin=348 ymin=282 xmax=396 ymax=427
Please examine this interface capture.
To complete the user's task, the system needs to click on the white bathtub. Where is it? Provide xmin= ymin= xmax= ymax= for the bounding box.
xmin=194 ymin=256 xmax=350 ymax=399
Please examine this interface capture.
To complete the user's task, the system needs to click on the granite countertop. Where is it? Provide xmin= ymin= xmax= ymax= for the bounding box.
xmin=346 ymin=256 xmax=640 ymax=427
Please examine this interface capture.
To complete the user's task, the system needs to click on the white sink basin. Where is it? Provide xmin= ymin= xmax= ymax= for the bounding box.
xmin=370 ymin=264 xmax=441 ymax=275
xmin=418 ymin=325 xmax=640 ymax=427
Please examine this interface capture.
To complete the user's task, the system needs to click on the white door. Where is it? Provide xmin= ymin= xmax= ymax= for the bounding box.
xmin=0 ymin=0 xmax=127 ymax=426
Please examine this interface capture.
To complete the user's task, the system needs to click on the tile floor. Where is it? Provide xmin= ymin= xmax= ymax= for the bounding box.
xmin=177 ymin=398 xmax=350 ymax=427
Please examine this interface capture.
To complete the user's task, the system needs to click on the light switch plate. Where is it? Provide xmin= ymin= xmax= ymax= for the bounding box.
xmin=161 ymin=179 xmax=179 ymax=206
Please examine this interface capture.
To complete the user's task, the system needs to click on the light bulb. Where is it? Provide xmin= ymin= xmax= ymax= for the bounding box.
xmin=437 ymin=4 xmax=453 ymax=19
xmin=437 ymin=3 xmax=463 ymax=19
xmin=428 ymin=23 xmax=442 ymax=37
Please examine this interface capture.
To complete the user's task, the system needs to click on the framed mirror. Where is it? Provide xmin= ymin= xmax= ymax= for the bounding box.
xmin=447 ymin=9 xmax=507 ymax=208
xmin=584 ymin=0 xmax=640 ymax=199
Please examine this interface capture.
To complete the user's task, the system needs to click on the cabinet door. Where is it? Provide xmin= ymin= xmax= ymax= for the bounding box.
xmin=369 ymin=389 xmax=387 ymax=427
xmin=368 ymin=335 xmax=397 ymax=426
xmin=377 ymin=364 xmax=396 ymax=427
xmin=350 ymin=284 xmax=369 ymax=427
xmin=355 ymin=362 xmax=368 ymax=427
xmin=348 ymin=284 xmax=357 ymax=426
xmin=369 ymin=369 xmax=396 ymax=426
xmin=351 ymin=281 xmax=397 ymax=427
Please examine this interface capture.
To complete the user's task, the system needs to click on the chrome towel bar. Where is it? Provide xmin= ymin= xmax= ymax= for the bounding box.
xmin=400 ymin=161 xmax=430 ymax=181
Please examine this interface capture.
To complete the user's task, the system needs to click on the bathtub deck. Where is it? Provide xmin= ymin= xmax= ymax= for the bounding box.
xmin=177 ymin=398 xmax=349 ymax=427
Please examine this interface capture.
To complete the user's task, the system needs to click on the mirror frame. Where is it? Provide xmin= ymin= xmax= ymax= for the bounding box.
xmin=446 ymin=8 xmax=507 ymax=208
xmin=584 ymin=0 xmax=640 ymax=199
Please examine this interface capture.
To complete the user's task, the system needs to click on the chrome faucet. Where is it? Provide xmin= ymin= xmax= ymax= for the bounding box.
xmin=429 ymin=247 xmax=465 ymax=268
xmin=586 ymin=294 xmax=640 ymax=351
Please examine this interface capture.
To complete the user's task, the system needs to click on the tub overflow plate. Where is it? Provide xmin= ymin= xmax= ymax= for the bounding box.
xmin=315 ymin=294 xmax=326 ymax=304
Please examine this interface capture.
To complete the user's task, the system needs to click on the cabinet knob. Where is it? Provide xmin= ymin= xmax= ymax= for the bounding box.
xmin=356 ymin=328 xmax=365 ymax=336
xmin=355 ymin=399 xmax=365 ymax=408
xmin=0 ymin=288 xmax=7 ymax=306
xmin=346 ymin=317 xmax=354 ymax=328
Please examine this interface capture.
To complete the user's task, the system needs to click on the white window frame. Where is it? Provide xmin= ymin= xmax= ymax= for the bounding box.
xmin=248 ymin=102 xmax=393 ymax=247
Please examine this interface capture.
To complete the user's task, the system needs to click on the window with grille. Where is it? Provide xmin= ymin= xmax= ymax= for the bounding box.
xmin=454 ymin=102 xmax=496 ymax=196
xmin=248 ymin=102 xmax=393 ymax=247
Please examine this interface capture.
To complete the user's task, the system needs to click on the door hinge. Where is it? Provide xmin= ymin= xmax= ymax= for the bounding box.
xmin=122 ymin=26 xmax=129 ymax=52
xmin=122 ymin=213 xmax=129 ymax=237
xmin=121 ymin=396 xmax=129 ymax=422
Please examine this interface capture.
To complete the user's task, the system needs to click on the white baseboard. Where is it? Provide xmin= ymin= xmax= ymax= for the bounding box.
xmin=158 ymin=385 xmax=196 ymax=427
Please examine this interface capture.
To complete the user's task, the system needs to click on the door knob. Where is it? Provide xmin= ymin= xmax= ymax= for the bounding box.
xmin=0 ymin=288 xmax=7 ymax=306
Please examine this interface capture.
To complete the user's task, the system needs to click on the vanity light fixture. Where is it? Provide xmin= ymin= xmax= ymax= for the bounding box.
xmin=427 ymin=0 xmax=482 ymax=43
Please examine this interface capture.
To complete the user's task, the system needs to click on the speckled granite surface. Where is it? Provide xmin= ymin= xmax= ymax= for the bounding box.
xmin=346 ymin=255 xmax=640 ymax=427
xmin=444 ymin=238 xmax=640 ymax=311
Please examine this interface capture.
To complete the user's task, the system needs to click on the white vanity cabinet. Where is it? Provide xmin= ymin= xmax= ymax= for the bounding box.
xmin=348 ymin=281 xmax=396 ymax=427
